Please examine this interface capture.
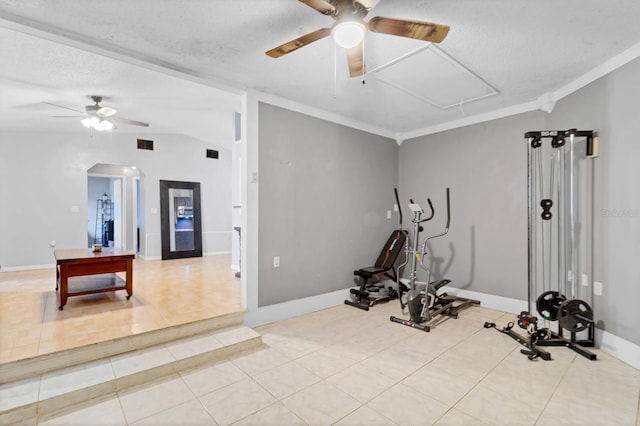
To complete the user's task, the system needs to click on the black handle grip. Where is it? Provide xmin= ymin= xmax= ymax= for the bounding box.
xmin=394 ymin=188 xmax=402 ymax=227
xmin=445 ymin=187 xmax=451 ymax=229
xmin=424 ymin=199 xmax=435 ymax=221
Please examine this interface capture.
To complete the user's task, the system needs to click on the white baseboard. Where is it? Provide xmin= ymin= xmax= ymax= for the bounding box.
xmin=138 ymin=251 xmax=230 ymax=261
xmin=243 ymin=286 xmax=527 ymax=329
xmin=244 ymin=286 xmax=640 ymax=369
xmin=445 ymin=287 xmax=528 ymax=314
xmin=244 ymin=288 xmax=350 ymax=328
xmin=139 ymin=255 xmax=161 ymax=261
xmin=204 ymin=250 xmax=231 ymax=256
xmin=0 ymin=263 xmax=54 ymax=272
xmin=597 ymin=329 xmax=640 ymax=370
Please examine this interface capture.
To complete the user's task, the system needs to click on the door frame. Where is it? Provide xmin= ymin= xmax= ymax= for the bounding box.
xmin=159 ymin=179 xmax=203 ymax=260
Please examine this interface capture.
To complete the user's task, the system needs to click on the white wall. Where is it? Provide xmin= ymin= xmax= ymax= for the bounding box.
xmin=0 ymin=131 xmax=232 ymax=268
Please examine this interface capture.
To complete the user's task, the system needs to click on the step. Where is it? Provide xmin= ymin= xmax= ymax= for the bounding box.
xmin=0 ymin=311 xmax=245 ymax=384
xmin=0 ymin=318 xmax=262 ymax=425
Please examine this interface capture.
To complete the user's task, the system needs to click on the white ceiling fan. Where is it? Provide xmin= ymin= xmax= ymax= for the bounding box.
xmin=44 ymin=95 xmax=149 ymax=131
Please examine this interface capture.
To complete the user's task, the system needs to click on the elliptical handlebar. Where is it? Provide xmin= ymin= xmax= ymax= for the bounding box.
xmin=422 ymin=199 xmax=435 ymax=222
xmin=394 ymin=187 xmax=402 ymax=228
xmin=424 ymin=188 xmax=451 ymax=244
xmin=419 ymin=187 xmax=451 ymax=273
xmin=408 ymin=198 xmax=435 ymax=223
xmin=444 ymin=187 xmax=451 ymax=229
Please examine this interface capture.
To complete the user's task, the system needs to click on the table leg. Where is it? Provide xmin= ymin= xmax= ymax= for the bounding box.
xmin=125 ymin=258 xmax=133 ymax=300
xmin=58 ymin=265 xmax=68 ymax=310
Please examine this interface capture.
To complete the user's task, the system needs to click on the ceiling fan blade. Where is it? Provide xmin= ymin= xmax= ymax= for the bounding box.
xmin=42 ymin=101 xmax=85 ymax=114
xmin=368 ymin=17 xmax=449 ymax=43
xmin=355 ymin=0 xmax=382 ymax=15
xmin=346 ymin=42 xmax=364 ymax=77
xmin=51 ymin=115 xmax=85 ymax=118
xmin=97 ymin=106 xmax=117 ymax=118
xmin=112 ymin=116 xmax=149 ymax=127
xmin=266 ymin=28 xmax=332 ymax=58
xmin=298 ymin=0 xmax=336 ymax=16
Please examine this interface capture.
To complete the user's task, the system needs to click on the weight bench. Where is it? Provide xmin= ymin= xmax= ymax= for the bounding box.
xmin=345 ymin=229 xmax=407 ymax=311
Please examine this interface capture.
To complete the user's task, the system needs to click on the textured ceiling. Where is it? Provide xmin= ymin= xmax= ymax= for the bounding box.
xmin=1 ymin=0 xmax=640 ymax=146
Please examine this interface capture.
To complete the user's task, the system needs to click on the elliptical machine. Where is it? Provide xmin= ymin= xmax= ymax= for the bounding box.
xmin=390 ymin=188 xmax=479 ymax=332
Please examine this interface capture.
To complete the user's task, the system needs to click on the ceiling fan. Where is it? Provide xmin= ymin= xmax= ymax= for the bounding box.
xmin=44 ymin=95 xmax=149 ymax=131
xmin=265 ymin=0 xmax=450 ymax=77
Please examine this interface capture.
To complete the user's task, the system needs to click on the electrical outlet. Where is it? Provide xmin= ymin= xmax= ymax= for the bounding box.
xmin=387 ymin=210 xmax=391 ymax=219
xmin=273 ymin=256 xmax=280 ymax=268
xmin=594 ymin=281 xmax=603 ymax=296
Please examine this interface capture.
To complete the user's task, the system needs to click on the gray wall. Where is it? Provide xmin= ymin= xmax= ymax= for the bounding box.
xmin=546 ymin=57 xmax=640 ymax=345
xmin=0 ymin=131 xmax=232 ymax=268
xmin=400 ymin=112 xmax=545 ymax=300
xmin=258 ymin=103 xmax=399 ymax=306
xmin=401 ymin=57 xmax=640 ymax=346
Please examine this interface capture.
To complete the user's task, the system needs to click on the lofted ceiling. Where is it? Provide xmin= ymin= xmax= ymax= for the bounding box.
xmin=1 ymin=0 xmax=640 ymax=147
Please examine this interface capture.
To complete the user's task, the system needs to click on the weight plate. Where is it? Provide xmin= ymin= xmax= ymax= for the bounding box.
xmin=536 ymin=291 xmax=566 ymax=321
xmin=558 ymin=299 xmax=593 ymax=333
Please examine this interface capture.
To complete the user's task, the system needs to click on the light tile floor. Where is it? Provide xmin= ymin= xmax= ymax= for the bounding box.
xmin=0 ymin=255 xmax=243 ymax=364
xmin=35 ymin=302 xmax=640 ymax=426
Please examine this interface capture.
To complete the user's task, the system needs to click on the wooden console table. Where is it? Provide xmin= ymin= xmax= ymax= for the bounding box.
xmin=54 ymin=248 xmax=135 ymax=310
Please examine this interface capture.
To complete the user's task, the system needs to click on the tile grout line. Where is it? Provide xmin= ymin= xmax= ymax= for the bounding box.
xmin=531 ymin=354 xmax=578 ymax=425
xmin=428 ymin=323 xmax=521 ymax=424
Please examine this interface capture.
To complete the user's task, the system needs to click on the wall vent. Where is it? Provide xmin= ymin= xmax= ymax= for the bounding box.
xmin=137 ymin=139 xmax=154 ymax=151
xmin=206 ymin=149 xmax=219 ymax=159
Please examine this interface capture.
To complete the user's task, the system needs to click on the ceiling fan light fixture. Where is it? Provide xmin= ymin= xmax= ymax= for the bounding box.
xmin=81 ymin=116 xmax=113 ymax=131
xmin=332 ymin=21 xmax=366 ymax=48
xmin=81 ymin=117 xmax=99 ymax=128
xmin=96 ymin=120 xmax=114 ymax=131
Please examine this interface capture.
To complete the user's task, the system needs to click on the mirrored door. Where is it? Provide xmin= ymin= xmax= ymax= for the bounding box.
xmin=160 ymin=180 xmax=202 ymax=259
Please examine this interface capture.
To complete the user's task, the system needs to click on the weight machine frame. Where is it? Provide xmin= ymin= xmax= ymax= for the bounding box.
xmin=525 ymin=129 xmax=598 ymax=360
xmin=487 ymin=129 xmax=599 ymax=360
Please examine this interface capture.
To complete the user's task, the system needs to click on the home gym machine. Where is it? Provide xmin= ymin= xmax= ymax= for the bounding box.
xmin=390 ymin=188 xmax=479 ymax=332
xmin=345 ymin=189 xmax=407 ymax=310
xmin=485 ymin=129 xmax=599 ymax=360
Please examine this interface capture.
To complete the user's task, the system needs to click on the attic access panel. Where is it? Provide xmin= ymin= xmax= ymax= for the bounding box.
xmin=372 ymin=45 xmax=498 ymax=109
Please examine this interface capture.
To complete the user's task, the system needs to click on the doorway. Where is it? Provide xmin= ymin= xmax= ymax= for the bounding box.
xmin=87 ymin=163 xmax=140 ymax=252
